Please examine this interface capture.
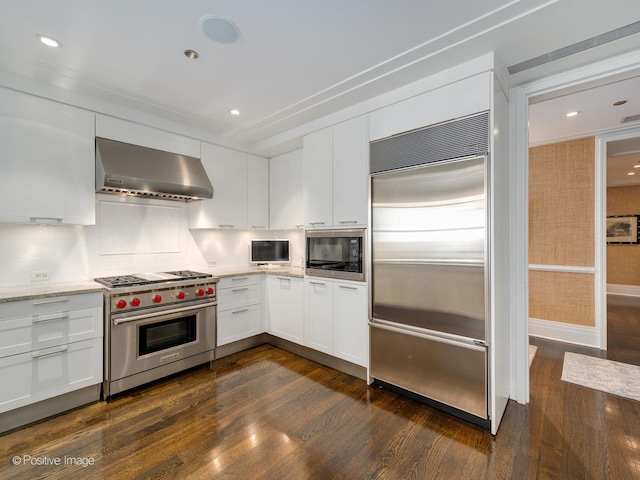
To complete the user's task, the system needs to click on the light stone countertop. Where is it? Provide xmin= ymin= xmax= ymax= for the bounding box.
xmin=0 ymin=267 xmax=304 ymax=304
xmin=0 ymin=280 xmax=105 ymax=304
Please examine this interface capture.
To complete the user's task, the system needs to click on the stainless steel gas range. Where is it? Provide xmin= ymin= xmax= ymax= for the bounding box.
xmin=95 ymin=270 xmax=218 ymax=398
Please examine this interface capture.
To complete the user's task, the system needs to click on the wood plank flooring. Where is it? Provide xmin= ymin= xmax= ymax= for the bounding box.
xmin=1 ymin=298 xmax=639 ymax=479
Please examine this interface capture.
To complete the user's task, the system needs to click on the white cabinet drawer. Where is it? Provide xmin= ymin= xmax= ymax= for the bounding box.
xmin=217 ymin=304 xmax=262 ymax=346
xmin=0 ymin=337 xmax=103 ymax=413
xmin=218 ymin=275 xmax=262 ymax=290
xmin=0 ymin=292 xmax=102 ymax=319
xmin=0 ymin=306 xmax=102 ymax=358
xmin=218 ymin=283 xmax=262 ymax=311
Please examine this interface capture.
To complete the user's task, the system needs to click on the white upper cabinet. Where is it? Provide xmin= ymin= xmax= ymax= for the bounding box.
xmin=188 ymin=143 xmax=248 ymax=229
xmin=332 ymin=116 xmax=368 ymax=227
xmin=269 ymin=149 xmax=303 ymax=230
xmin=247 ymin=154 xmax=269 ymax=230
xmin=0 ymin=87 xmax=96 ymax=225
xmin=303 ymin=127 xmax=333 ymax=228
xmin=303 ymin=116 xmax=368 ymax=228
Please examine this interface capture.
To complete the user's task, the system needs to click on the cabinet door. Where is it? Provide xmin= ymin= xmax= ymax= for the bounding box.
xmin=303 ymin=279 xmax=333 ymax=354
xmin=333 ymin=282 xmax=368 ymax=367
xmin=189 ymin=143 xmax=248 ymax=229
xmin=248 ymin=154 xmax=269 ymax=230
xmin=217 ymin=304 xmax=262 ymax=346
xmin=303 ymin=128 xmax=333 ymax=228
xmin=265 ymin=276 xmax=303 ymax=344
xmin=286 ymin=149 xmax=304 ymax=229
xmin=0 ymin=87 xmax=95 ymax=225
xmin=269 ymin=155 xmax=288 ymax=230
xmin=333 ymin=116 xmax=368 ymax=226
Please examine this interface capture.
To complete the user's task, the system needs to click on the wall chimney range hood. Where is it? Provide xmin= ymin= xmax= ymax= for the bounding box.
xmin=95 ymin=137 xmax=213 ymax=201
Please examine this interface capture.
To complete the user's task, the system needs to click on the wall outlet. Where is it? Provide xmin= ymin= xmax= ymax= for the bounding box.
xmin=31 ymin=272 xmax=50 ymax=282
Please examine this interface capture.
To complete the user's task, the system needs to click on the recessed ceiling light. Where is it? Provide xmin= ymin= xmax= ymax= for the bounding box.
xmin=184 ymin=49 xmax=199 ymax=59
xmin=230 ymin=109 xmax=240 ymax=116
xmin=200 ymin=16 xmax=240 ymax=44
xmin=565 ymin=111 xmax=579 ymax=117
xmin=613 ymin=100 xmax=627 ymax=106
xmin=36 ymin=35 xmax=61 ymax=48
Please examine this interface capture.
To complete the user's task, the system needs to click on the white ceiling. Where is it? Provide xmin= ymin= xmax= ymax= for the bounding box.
xmin=0 ymin=0 xmax=639 ymax=154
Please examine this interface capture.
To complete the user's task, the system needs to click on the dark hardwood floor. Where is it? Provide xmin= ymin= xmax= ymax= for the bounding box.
xmin=1 ymin=298 xmax=639 ymax=479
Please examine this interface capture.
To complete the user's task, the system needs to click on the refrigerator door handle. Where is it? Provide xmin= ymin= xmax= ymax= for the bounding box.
xmin=369 ymin=319 xmax=487 ymax=352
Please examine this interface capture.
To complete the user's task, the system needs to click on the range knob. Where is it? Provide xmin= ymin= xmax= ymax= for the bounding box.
xmin=131 ymin=298 xmax=141 ymax=307
xmin=207 ymin=287 xmax=215 ymax=295
xmin=152 ymin=295 xmax=163 ymax=303
xmin=196 ymin=289 xmax=205 ymax=297
xmin=116 ymin=299 xmax=127 ymax=309
xmin=177 ymin=291 xmax=186 ymax=300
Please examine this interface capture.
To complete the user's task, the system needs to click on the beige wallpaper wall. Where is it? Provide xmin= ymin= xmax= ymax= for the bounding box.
xmin=529 ymin=137 xmax=595 ymax=327
xmin=607 ymin=184 xmax=640 ymax=286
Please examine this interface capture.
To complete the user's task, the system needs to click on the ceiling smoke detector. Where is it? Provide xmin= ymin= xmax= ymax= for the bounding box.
xmin=200 ymin=16 xmax=240 ymax=44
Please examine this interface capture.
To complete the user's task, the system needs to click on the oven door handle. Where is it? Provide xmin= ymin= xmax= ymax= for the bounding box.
xmin=112 ymin=302 xmax=217 ymax=326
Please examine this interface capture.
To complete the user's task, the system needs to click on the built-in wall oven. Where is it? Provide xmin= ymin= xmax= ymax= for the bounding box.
xmin=96 ymin=271 xmax=218 ymax=398
xmin=306 ymin=229 xmax=365 ymax=281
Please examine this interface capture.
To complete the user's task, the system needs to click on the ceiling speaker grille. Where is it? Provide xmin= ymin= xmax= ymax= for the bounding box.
xmin=622 ymin=113 xmax=640 ymax=124
xmin=507 ymin=21 xmax=640 ymax=75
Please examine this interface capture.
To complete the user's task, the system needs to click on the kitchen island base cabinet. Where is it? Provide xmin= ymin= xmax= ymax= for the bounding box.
xmin=265 ymin=276 xmax=303 ymax=344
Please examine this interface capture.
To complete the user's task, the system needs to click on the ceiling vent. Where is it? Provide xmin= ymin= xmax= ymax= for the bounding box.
xmin=622 ymin=114 xmax=640 ymax=124
xmin=507 ymin=20 xmax=640 ymax=75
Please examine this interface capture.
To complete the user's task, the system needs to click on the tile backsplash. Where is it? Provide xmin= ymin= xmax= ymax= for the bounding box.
xmin=0 ymin=195 xmax=304 ymax=287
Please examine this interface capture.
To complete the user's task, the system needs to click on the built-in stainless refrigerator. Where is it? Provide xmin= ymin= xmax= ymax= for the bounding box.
xmin=369 ymin=112 xmax=490 ymax=427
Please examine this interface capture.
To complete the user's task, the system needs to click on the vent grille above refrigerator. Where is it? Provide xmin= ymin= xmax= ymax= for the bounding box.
xmin=369 ymin=112 xmax=489 ymax=174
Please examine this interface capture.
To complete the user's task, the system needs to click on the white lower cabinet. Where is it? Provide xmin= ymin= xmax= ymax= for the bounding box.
xmin=304 ymin=279 xmax=334 ymax=354
xmin=333 ymin=281 xmax=368 ymax=367
xmin=0 ymin=292 xmax=103 ymax=414
xmin=265 ymin=276 xmax=303 ymax=344
xmin=303 ymin=278 xmax=368 ymax=367
xmin=217 ymin=275 xmax=263 ymax=346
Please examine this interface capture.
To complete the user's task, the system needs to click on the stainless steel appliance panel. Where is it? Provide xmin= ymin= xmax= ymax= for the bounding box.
xmin=371 ymin=156 xmax=486 ymax=341
xmin=370 ymin=322 xmax=487 ymax=419
xmin=306 ymin=229 xmax=365 ymax=282
xmin=109 ymin=302 xmax=216 ymax=383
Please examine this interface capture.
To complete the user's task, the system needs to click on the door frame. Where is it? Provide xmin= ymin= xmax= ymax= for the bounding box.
xmin=509 ymin=50 xmax=640 ymax=404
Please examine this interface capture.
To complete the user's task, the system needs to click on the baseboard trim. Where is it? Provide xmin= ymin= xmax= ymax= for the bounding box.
xmin=529 ymin=317 xmax=601 ymax=349
xmin=607 ymin=284 xmax=640 ymax=297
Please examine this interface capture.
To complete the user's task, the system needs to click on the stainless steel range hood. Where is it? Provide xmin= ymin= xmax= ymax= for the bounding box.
xmin=96 ymin=137 xmax=213 ymax=201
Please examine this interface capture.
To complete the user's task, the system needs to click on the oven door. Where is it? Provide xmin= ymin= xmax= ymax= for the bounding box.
xmin=109 ymin=302 xmax=216 ymax=383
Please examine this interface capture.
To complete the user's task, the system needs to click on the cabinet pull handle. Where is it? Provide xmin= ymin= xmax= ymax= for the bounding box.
xmin=309 ymin=281 xmax=326 ymax=286
xmin=33 ymin=297 xmax=70 ymax=305
xmin=252 ymin=226 xmax=267 ymax=229
xmin=232 ymin=287 xmax=249 ymax=292
xmin=32 ymin=345 xmax=69 ymax=359
xmin=295 ymin=225 xmax=304 ymax=229
xmin=338 ymin=220 xmax=358 ymax=224
xmin=339 ymin=285 xmax=358 ymax=290
xmin=309 ymin=222 xmax=325 ymax=226
xmin=219 ymin=224 xmax=235 ymax=228
xmin=232 ymin=308 xmax=249 ymax=314
xmin=277 ymin=277 xmax=291 ymax=281
xmin=32 ymin=312 xmax=69 ymax=323
xmin=30 ymin=217 xmax=63 ymax=224
xmin=232 ymin=277 xmax=249 ymax=281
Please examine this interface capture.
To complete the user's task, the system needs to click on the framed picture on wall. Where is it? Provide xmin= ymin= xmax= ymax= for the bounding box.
xmin=606 ymin=215 xmax=639 ymax=244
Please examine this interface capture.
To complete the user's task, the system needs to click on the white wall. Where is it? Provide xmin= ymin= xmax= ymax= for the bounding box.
xmin=0 ymin=194 xmax=304 ymax=287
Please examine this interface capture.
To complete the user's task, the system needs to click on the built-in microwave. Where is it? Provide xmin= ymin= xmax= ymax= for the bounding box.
xmin=305 ymin=229 xmax=365 ymax=282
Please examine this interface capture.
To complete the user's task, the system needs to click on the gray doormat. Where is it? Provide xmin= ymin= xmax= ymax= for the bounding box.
xmin=561 ymin=352 xmax=640 ymax=402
